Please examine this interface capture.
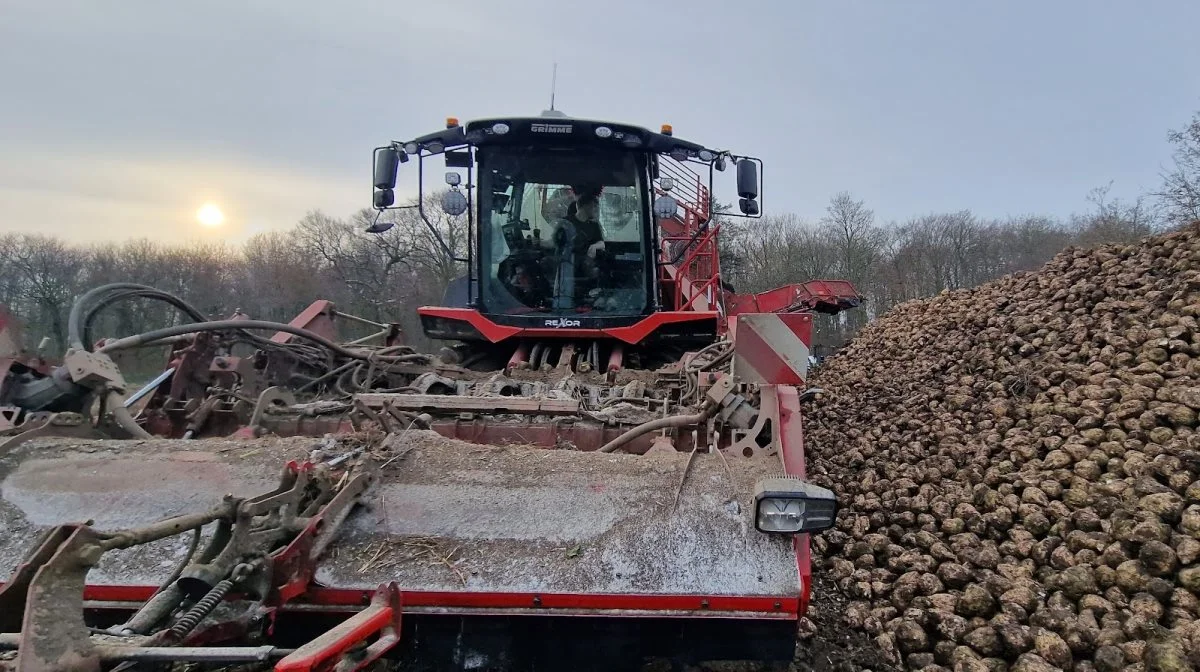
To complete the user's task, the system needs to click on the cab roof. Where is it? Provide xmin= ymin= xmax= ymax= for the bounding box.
xmin=402 ymin=111 xmax=713 ymax=159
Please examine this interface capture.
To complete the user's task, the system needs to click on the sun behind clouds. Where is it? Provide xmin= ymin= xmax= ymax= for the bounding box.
xmin=196 ymin=202 xmax=225 ymax=227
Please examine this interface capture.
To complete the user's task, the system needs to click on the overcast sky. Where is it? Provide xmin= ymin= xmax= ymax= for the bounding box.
xmin=1 ymin=1 xmax=1197 ymax=244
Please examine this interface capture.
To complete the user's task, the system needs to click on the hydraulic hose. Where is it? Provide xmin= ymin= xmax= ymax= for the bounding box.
xmin=69 ymin=283 xmax=182 ymax=351
xmin=108 ymin=390 xmax=154 ymax=439
xmin=69 ymin=282 xmax=208 ymax=352
xmin=71 ymin=283 xmax=346 ymax=366
xmin=81 ymin=288 xmax=208 ymax=350
xmin=96 ymin=319 xmax=429 ymax=363
xmin=597 ymin=402 xmax=719 ymax=454
xmin=73 ymin=284 xmax=297 ymax=361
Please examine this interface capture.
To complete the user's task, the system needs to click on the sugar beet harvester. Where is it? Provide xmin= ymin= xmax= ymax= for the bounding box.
xmin=0 ymin=110 xmax=862 ymax=671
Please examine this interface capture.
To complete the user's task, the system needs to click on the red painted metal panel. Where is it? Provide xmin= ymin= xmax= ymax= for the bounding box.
xmin=418 ymin=307 xmax=520 ymax=342
xmin=56 ymin=584 xmax=799 ymax=619
xmin=273 ymin=300 xmax=337 ymax=344
xmin=275 ymin=584 xmax=402 ymax=672
xmin=731 ymin=313 xmax=812 ymax=385
xmin=274 ymin=608 xmax=396 ymax=672
xmin=417 ymin=307 xmax=718 ymax=346
xmin=726 ymin=280 xmax=863 ymax=316
xmin=732 ymin=318 xmax=802 ymax=385
xmin=774 ymin=385 xmax=813 ymax=616
xmin=606 ymin=311 xmax=718 ymax=344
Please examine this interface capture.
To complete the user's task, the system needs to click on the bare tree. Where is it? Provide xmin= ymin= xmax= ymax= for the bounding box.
xmin=1072 ymin=182 xmax=1158 ymax=246
xmin=820 ymin=192 xmax=886 ymax=336
xmin=241 ymin=231 xmax=326 ymax=322
xmin=2 ymin=235 xmax=85 ymax=350
xmin=1157 ymin=111 xmax=1200 ymax=226
xmin=382 ymin=190 xmax=471 ymax=290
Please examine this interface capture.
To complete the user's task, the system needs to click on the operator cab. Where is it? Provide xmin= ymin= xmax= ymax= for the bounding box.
xmin=479 ymin=139 xmax=651 ymax=318
xmin=370 ymin=111 xmax=762 ymax=345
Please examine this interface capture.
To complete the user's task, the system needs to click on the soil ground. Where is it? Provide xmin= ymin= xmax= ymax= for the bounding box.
xmin=785 ymin=573 xmax=897 ymax=672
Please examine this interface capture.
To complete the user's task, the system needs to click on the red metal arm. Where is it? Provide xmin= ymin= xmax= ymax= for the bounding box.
xmin=271 ymin=300 xmax=337 ymax=344
xmin=274 ymin=583 xmax=402 ymax=672
xmin=725 ymin=280 xmax=862 ymax=316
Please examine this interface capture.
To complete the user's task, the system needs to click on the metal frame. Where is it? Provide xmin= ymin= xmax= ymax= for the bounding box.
xmin=274 ymin=583 xmax=403 ymax=672
xmin=0 ymin=460 xmax=374 ymax=672
xmin=54 ymin=585 xmax=801 ymax=620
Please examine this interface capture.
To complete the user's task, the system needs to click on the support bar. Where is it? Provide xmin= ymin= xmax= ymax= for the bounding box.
xmin=275 ymin=583 xmax=402 ymax=672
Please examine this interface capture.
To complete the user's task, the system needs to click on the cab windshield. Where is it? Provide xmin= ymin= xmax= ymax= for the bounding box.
xmin=477 ymin=147 xmax=650 ymax=316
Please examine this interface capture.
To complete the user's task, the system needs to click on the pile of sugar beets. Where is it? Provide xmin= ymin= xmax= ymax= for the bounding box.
xmin=805 ymin=222 xmax=1200 ymax=672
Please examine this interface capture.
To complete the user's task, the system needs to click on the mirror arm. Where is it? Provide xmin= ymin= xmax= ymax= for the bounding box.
xmin=647 ymin=134 xmax=707 ymax=155
xmin=408 ymin=127 xmax=468 ymax=154
xmin=415 ymin=155 xmax=467 ymax=263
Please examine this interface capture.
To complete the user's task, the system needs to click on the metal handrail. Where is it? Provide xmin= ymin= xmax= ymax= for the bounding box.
xmin=681 ymin=276 xmax=720 ymax=312
xmin=653 ymin=156 xmax=723 ymax=313
xmin=660 ymin=222 xmax=722 ymax=312
xmin=654 ymin=157 xmax=710 ymax=222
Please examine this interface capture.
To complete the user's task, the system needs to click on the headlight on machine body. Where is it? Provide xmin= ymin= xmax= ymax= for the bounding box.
xmin=753 ymin=477 xmax=838 ymax=534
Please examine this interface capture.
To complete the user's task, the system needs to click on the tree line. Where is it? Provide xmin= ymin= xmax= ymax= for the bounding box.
xmin=720 ymin=183 xmax=1164 ymax=349
xmin=0 ymin=199 xmax=467 ymax=375
xmin=721 ymin=108 xmax=1198 ymax=349
xmin=2 ymin=110 xmax=1197 ymax=365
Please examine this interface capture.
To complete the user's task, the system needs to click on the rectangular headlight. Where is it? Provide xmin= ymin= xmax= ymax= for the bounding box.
xmin=753 ymin=477 xmax=838 ymax=534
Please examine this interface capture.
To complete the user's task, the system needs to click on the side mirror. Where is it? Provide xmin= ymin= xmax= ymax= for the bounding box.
xmin=373 ymin=189 xmax=395 ymax=209
xmin=736 ymin=159 xmax=758 ymax=200
xmin=736 ymin=159 xmax=760 ymax=215
xmin=374 ymin=146 xmax=400 ymax=190
xmin=366 ymin=214 xmax=395 ymax=234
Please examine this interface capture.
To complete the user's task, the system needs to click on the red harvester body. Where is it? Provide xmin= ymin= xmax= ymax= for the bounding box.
xmin=0 ymin=111 xmax=861 ymax=671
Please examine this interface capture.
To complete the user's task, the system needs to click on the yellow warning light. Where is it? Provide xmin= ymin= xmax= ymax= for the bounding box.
xmin=661 ymin=124 xmax=673 ymax=136
xmin=446 ymin=117 xmax=460 ymax=128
